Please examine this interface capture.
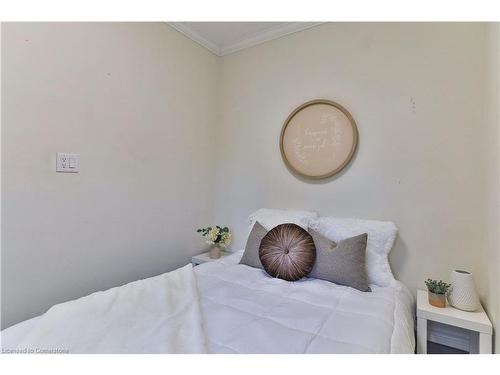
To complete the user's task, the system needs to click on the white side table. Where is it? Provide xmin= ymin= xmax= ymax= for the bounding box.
xmin=416 ymin=290 xmax=493 ymax=354
xmin=191 ymin=251 xmax=230 ymax=266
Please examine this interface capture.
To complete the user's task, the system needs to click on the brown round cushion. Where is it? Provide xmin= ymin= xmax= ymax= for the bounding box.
xmin=259 ymin=223 xmax=316 ymax=281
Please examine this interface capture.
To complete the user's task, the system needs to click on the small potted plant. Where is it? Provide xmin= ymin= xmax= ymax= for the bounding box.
xmin=424 ymin=278 xmax=451 ymax=308
xmin=197 ymin=225 xmax=232 ymax=259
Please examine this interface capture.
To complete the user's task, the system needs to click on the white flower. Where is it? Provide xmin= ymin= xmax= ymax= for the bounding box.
xmin=220 ymin=232 xmax=232 ymax=247
xmin=198 ymin=225 xmax=231 ymax=247
xmin=207 ymin=227 xmax=219 ymax=243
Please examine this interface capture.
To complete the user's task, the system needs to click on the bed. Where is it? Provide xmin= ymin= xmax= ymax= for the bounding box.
xmin=1 ymin=210 xmax=416 ymax=353
xmin=1 ymin=250 xmax=415 ymax=354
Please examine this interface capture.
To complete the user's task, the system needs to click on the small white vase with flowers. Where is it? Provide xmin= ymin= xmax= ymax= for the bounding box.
xmin=196 ymin=225 xmax=232 ymax=259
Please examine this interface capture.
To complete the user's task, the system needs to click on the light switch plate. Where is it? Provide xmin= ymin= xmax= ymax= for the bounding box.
xmin=56 ymin=153 xmax=79 ymax=173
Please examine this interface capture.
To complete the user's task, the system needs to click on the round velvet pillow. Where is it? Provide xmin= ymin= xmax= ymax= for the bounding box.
xmin=259 ymin=223 xmax=316 ymax=281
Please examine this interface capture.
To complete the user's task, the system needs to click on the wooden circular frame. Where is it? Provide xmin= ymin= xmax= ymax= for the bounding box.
xmin=279 ymin=99 xmax=358 ymax=180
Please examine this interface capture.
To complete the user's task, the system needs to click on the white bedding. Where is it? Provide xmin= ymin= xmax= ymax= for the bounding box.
xmin=1 ymin=251 xmax=415 ymax=354
xmin=2 ymin=265 xmax=206 ymax=354
xmin=196 ymin=251 xmax=414 ymax=353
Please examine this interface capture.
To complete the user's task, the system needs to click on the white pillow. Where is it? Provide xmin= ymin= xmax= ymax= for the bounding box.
xmin=248 ymin=208 xmax=318 ymax=231
xmin=308 ymin=217 xmax=398 ymax=287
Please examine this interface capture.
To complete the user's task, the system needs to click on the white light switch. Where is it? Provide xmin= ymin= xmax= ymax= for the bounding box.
xmin=56 ymin=153 xmax=79 ymax=173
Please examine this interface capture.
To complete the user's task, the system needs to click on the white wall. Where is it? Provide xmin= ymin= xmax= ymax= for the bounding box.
xmin=496 ymin=22 xmax=500 ymax=353
xmin=484 ymin=22 xmax=500 ymax=352
xmin=214 ymin=23 xmax=499 ymax=348
xmin=1 ymin=23 xmax=219 ymax=328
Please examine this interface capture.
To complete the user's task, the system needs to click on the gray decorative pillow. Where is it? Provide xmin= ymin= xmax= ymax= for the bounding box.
xmin=308 ymin=229 xmax=370 ymax=292
xmin=239 ymin=221 xmax=268 ymax=269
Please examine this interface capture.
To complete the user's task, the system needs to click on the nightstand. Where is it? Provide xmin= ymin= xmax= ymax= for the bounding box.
xmin=191 ymin=250 xmax=230 ymax=266
xmin=416 ymin=290 xmax=493 ymax=354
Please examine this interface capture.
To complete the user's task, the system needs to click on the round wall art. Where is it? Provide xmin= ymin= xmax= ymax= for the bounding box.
xmin=279 ymin=99 xmax=358 ymax=179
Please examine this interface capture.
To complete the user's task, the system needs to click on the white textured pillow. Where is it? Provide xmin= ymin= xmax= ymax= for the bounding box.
xmin=248 ymin=208 xmax=318 ymax=231
xmin=308 ymin=217 xmax=398 ymax=287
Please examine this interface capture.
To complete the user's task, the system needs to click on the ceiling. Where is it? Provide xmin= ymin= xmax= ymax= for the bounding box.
xmin=168 ymin=22 xmax=322 ymax=56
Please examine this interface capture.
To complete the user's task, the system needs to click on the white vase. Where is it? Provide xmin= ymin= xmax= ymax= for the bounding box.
xmin=447 ymin=269 xmax=480 ymax=311
xmin=209 ymin=245 xmax=222 ymax=259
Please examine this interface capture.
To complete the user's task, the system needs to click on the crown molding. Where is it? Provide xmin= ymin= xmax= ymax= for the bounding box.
xmin=168 ymin=22 xmax=221 ymax=56
xmin=219 ymin=22 xmax=322 ymax=56
xmin=167 ymin=22 xmax=323 ymax=57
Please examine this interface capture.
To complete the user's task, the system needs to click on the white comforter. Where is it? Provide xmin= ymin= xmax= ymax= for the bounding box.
xmin=12 ymin=265 xmax=206 ymax=354
xmin=196 ymin=251 xmax=415 ymax=354
xmin=2 ymin=251 xmax=415 ymax=354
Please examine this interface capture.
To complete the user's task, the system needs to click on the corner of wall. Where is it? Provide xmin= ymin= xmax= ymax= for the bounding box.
xmin=484 ymin=21 xmax=500 ymax=353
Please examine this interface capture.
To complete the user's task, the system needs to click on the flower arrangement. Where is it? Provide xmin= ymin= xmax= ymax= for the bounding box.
xmin=197 ymin=226 xmax=232 ymax=248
